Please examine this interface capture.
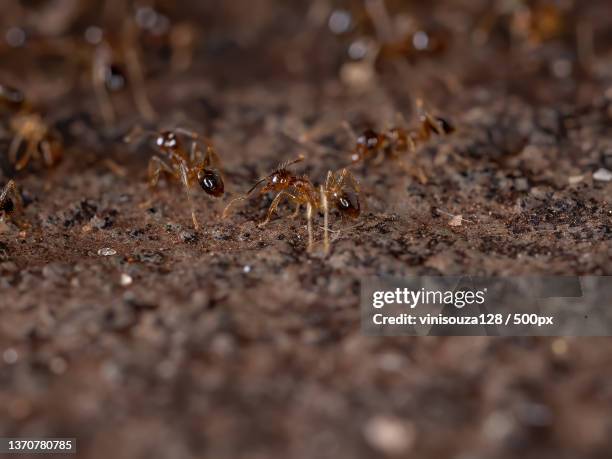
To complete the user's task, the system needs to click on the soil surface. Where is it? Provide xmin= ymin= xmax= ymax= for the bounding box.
xmin=0 ymin=1 xmax=611 ymax=458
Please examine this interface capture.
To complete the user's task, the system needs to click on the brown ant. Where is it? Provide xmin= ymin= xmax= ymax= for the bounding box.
xmin=223 ymin=156 xmax=361 ymax=252
xmin=0 ymin=180 xmax=22 ymax=224
xmin=474 ymin=0 xmax=569 ymax=50
xmin=90 ymin=19 xmax=157 ymax=127
xmin=125 ymin=127 xmax=224 ymax=230
xmin=0 ymin=84 xmax=63 ymax=171
xmin=330 ymin=0 xmax=450 ymax=72
xmin=345 ymin=99 xmax=454 ymax=183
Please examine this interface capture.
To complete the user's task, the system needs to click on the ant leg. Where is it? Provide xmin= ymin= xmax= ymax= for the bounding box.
xmin=40 ymin=140 xmax=54 ymax=167
xmin=396 ymin=137 xmax=428 ymax=184
xmin=372 ymin=149 xmax=386 ymax=166
xmin=123 ymin=22 xmax=156 ymax=122
xmin=8 ymin=134 xmax=23 ymax=165
xmin=92 ymin=43 xmax=116 ymax=126
xmin=341 ymin=121 xmax=358 ymax=142
xmin=148 ymin=156 xmax=174 ymax=188
xmin=306 ymin=202 xmax=313 ymax=252
xmin=178 ymin=162 xmax=199 ymax=230
xmin=259 ymin=191 xmax=298 ymax=227
xmin=222 ymin=195 xmax=249 ymax=219
xmin=289 ymin=203 xmax=301 ymax=219
xmin=363 ymin=0 xmax=396 ymax=44
xmin=393 ymin=153 xmax=427 ymax=184
xmin=39 ymin=139 xmax=62 ymax=168
xmin=203 ymin=144 xmax=222 ymax=169
xmin=320 ymin=185 xmax=329 ymax=255
xmin=14 ymin=141 xmax=35 ymax=171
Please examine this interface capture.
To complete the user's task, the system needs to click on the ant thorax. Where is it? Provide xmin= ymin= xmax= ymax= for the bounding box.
xmin=11 ymin=113 xmax=47 ymax=140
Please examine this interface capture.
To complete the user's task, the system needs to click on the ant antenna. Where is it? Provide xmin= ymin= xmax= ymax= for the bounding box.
xmin=123 ymin=125 xmax=158 ymax=143
xmin=276 ymin=154 xmax=305 ymax=171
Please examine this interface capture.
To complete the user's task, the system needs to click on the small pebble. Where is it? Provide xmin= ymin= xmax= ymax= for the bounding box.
xmin=551 ymin=338 xmax=568 ymax=356
xmin=243 ymin=265 xmax=252 ymax=273
xmin=50 ymin=357 xmax=67 ymax=374
xmin=120 ymin=273 xmax=133 ymax=286
xmin=97 ymin=247 xmax=117 ymax=256
xmin=593 ymin=168 xmax=612 ymax=182
xmin=3 ymin=348 xmax=18 ymax=364
xmin=363 ymin=416 xmax=415 ymax=455
xmin=568 ymin=175 xmax=584 ymax=185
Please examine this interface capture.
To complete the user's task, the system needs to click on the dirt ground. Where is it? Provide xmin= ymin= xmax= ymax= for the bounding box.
xmin=0 ymin=1 xmax=611 ymax=458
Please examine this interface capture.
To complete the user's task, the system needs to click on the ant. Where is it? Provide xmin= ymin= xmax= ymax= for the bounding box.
xmin=223 ymin=156 xmax=361 ymax=252
xmin=125 ymin=127 xmax=224 ymax=230
xmin=0 ymin=180 xmax=22 ymax=224
xmin=345 ymin=99 xmax=454 ymax=183
xmin=90 ymin=19 xmax=157 ymax=127
xmin=0 ymin=84 xmax=63 ymax=171
xmin=330 ymin=0 xmax=450 ymax=70
xmin=474 ymin=0 xmax=569 ymax=50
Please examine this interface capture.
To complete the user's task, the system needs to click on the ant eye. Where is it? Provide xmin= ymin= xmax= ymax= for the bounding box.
xmin=358 ymin=129 xmax=379 ymax=150
xmin=157 ymin=132 xmax=177 ymax=149
xmin=105 ymin=64 xmax=127 ymax=91
xmin=198 ymin=169 xmax=224 ymax=197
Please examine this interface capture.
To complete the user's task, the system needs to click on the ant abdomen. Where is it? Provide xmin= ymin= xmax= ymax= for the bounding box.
xmin=198 ymin=168 xmax=224 ymax=197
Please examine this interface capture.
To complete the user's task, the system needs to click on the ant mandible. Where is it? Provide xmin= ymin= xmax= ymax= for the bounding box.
xmin=346 ymin=99 xmax=454 ymax=183
xmin=0 ymin=84 xmax=63 ymax=171
xmin=223 ymin=156 xmax=361 ymax=252
xmin=125 ymin=127 xmax=224 ymax=230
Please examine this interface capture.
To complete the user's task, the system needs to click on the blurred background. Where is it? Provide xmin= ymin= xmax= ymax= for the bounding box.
xmin=1 ymin=2 xmax=612 ymax=459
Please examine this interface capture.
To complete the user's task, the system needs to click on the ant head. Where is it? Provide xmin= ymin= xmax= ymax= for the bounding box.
xmin=155 ymin=131 xmax=179 ymax=151
xmin=262 ymin=169 xmax=292 ymax=193
xmin=353 ymin=129 xmax=381 ymax=162
xmin=334 ymin=189 xmax=360 ymax=218
xmin=357 ymin=129 xmax=380 ymax=150
xmin=198 ymin=168 xmax=224 ymax=197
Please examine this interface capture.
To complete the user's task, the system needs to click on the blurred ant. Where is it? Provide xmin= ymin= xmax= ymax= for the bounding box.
xmin=223 ymin=156 xmax=360 ymax=252
xmin=330 ymin=0 xmax=450 ymax=70
xmin=474 ymin=0 xmax=569 ymax=49
xmin=0 ymin=180 xmax=22 ymax=224
xmin=125 ymin=127 xmax=224 ymax=230
xmin=0 ymin=84 xmax=62 ymax=171
xmin=345 ymin=99 xmax=454 ymax=183
xmin=90 ymin=19 xmax=157 ymax=126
